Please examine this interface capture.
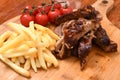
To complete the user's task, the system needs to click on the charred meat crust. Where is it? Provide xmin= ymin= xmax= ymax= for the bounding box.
xmin=54 ymin=18 xmax=98 ymax=59
xmin=77 ymin=32 xmax=93 ymax=69
xmin=53 ymin=5 xmax=117 ymax=69
xmin=55 ymin=5 xmax=102 ymax=26
xmin=93 ymin=26 xmax=117 ymax=52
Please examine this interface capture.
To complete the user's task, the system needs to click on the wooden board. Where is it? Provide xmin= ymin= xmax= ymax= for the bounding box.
xmin=0 ymin=0 xmax=120 ymax=80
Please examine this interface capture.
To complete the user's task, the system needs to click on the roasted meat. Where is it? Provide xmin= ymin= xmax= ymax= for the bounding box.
xmin=77 ymin=31 xmax=93 ymax=69
xmin=54 ymin=5 xmax=117 ymax=69
xmin=55 ymin=18 xmax=99 ymax=59
xmin=93 ymin=25 xmax=117 ymax=52
xmin=55 ymin=5 xmax=102 ymax=26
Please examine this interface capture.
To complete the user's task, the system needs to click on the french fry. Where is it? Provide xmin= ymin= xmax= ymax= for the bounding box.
xmin=43 ymin=52 xmax=57 ymax=67
xmin=24 ymin=59 xmax=31 ymax=70
xmin=38 ymin=48 xmax=47 ymax=70
xmin=0 ymin=34 xmax=25 ymax=53
xmin=3 ymin=48 xmax=37 ymax=58
xmin=5 ymin=48 xmax=15 ymax=54
xmin=0 ymin=31 xmax=13 ymax=47
xmin=0 ymin=54 xmax=30 ymax=78
xmin=23 ymin=41 xmax=35 ymax=48
xmin=41 ymin=35 xmax=49 ymax=47
xmin=48 ymin=39 xmax=56 ymax=50
xmin=45 ymin=49 xmax=58 ymax=67
xmin=8 ymin=31 xmax=18 ymax=40
xmin=34 ymin=24 xmax=60 ymax=40
xmin=29 ymin=21 xmax=35 ymax=34
xmin=44 ymin=34 xmax=53 ymax=44
xmin=46 ymin=29 xmax=60 ymax=40
xmin=34 ymin=24 xmax=47 ymax=32
xmin=47 ymin=62 xmax=52 ymax=68
xmin=17 ymin=44 xmax=30 ymax=51
xmin=19 ymin=24 xmax=36 ymax=41
xmin=3 ymin=32 xmax=18 ymax=45
xmin=35 ymin=58 xmax=41 ymax=68
xmin=18 ymin=56 xmax=25 ymax=64
xmin=0 ymin=22 xmax=59 ymax=77
xmin=15 ymin=58 xmax=20 ymax=66
xmin=7 ymin=22 xmax=24 ymax=34
xmin=30 ymin=57 xmax=37 ymax=72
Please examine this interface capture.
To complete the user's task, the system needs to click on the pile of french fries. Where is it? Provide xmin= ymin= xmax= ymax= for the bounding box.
xmin=0 ymin=21 xmax=60 ymax=78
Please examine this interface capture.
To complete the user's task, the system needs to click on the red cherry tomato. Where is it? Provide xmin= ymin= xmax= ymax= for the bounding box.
xmin=60 ymin=6 xmax=73 ymax=15
xmin=48 ymin=9 xmax=61 ymax=23
xmin=35 ymin=13 xmax=49 ymax=26
xmin=37 ymin=5 xmax=43 ymax=13
xmin=45 ymin=5 xmax=51 ymax=14
xmin=20 ymin=13 xmax=35 ymax=27
xmin=37 ymin=5 xmax=51 ymax=14
xmin=54 ymin=3 xmax=61 ymax=10
xmin=23 ymin=5 xmax=33 ymax=13
xmin=25 ymin=5 xmax=32 ymax=10
xmin=32 ymin=9 xmax=38 ymax=16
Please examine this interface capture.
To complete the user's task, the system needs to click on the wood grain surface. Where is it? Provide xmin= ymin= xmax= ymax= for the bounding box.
xmin=0 ymin=0 xmax=120 ymax=80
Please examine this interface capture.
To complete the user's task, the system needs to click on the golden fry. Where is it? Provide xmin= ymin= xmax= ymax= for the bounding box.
xmin=19 ymin=24 xmax=36 ymax=41
xmin=18 ymin=56 xmax=25 ymax=64
xmin=29 ymin=21 xmax=35 ymax=34
xmin=38 ymin=48 xmax=47 ymax=70
xmin=47 ymin=62 xmax=52 ymax=68
xmin=7 ymin=22 xmax=24 ymax=34
xmin=30 ymin=57 xmax=37 ymax=72
xmin=45 ymin=49 xmax=58 ymax=67
xmin=3 ymin=32 xmax=18 ymax=45
xmin=23 ymin=41 xmax=35 ymax=48
xmin=3 ymin=48 xmax=37 ymax=58
xmin=34 ymin=24 xmax=60 ymax=40
xmin=24 ymin=59 xmax=31 ymax=70
xmin=35 ymin=58 xmax=41 ymax=68
xmin=0 ymin=22 xmax=59 ymax=77
xmin=0 ymin=34 xmax=25 ymax=53
xmin=15 ymin=58 xmax=20 ymax=66
xmin=17 ymin=44 xmax=29 ymax=51
xmin=0 ymin=54 xmax=30 ymax=78
xmin=0 ymin=31 xmax=13 ymax=47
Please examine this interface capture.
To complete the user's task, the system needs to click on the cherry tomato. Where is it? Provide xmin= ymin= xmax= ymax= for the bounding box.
xmin=60 ymin=6 xmax=73 ymax=15
xmin=32 ymin=8 xmax=38 ymax=16
xmin=45 ymin=5 xmax=51 ymax=14
xmin=25 ymin=5 xmax=32 ymax=10
xmin=37 ymin=5 xmax=43 ymax=13
xmin=20 ymin=13 xmax=35 ymax=27
xmin=22 ymin=5 xmax=33 ymax=13
xmin=54 ymin=3 xmax=61 ymax=10
xmin=35 ymin=13 xmax=49 ymax=26
xmin=37 ymin=5 xmax=51 ymax=14
xmin=48 ymin=9 xmax=61 ymax=23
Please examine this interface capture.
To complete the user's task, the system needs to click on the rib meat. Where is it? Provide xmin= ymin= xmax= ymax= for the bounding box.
xmin=77 ymin=31 xmax=93 ymax=69
xmin=55 ymin=18 xmax=99 ymax=59
xmin=53 ymin=5 xmax=117 ymax=69
xmin=93 ymin=25 xmax=117 ymax=52
xmin=55 ymin=5 xmax=102 ymax=26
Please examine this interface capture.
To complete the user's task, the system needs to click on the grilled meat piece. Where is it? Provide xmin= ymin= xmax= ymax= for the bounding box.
xmin=93 ymin=25 xmax=117 ymax=52
xmin=54 ymin=5 xmax=117 ymax=69
xmin=62 ymin=18 xmax=98 ymax=49
xmin=55 ymin=5 xmax=102 ymax=26
xmin=77 ymin=32 xmax=93 ymax=69
xmin=55 ymin=36 xmax=72 ymax=59
xmin=102 ymin=41 xmax=117 ymax=52
xmin=55 ymin=18 xmax=99 ymax=59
